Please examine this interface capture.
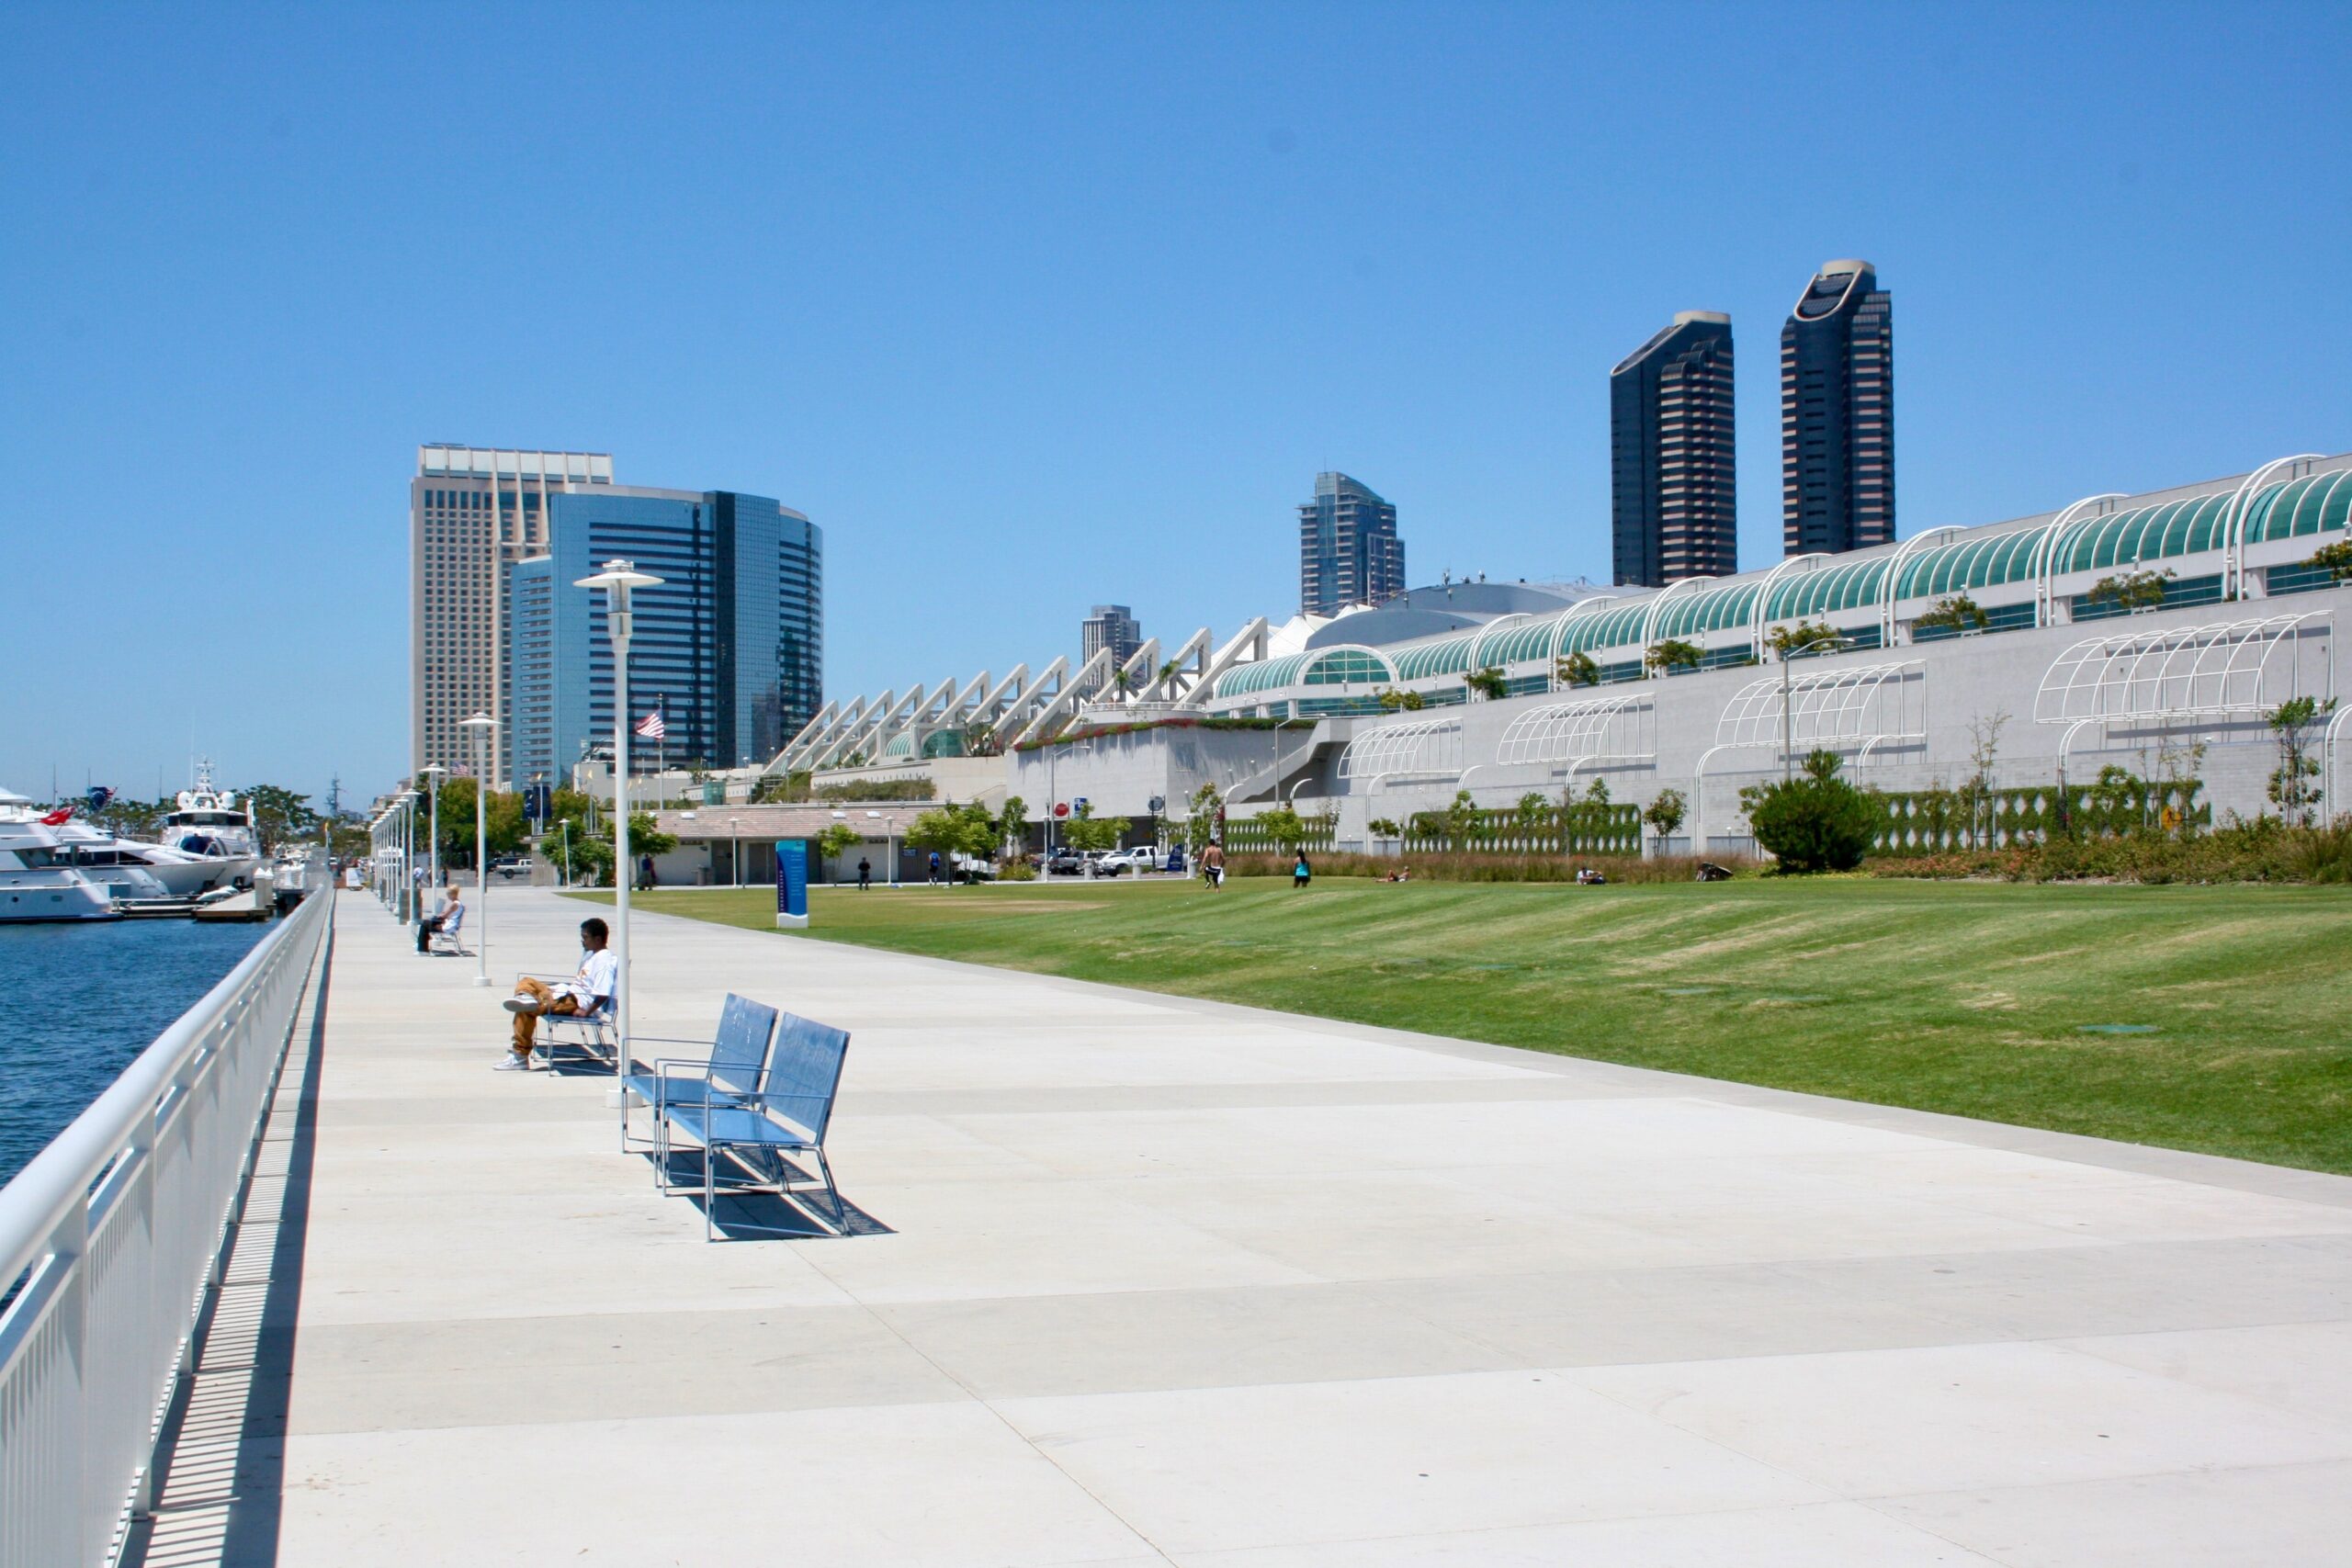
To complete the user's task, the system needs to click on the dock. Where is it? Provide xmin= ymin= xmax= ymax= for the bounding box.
xmin=133 ymin=888 xmax=2352 ymax=1565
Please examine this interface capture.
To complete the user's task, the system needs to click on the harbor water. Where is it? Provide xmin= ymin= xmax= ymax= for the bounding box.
xmin=0 ymin=919 xmax=272 ymax=1184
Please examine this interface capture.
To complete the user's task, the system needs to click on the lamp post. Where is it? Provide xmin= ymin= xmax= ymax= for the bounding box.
xmin=460 ymin=712 xmax=496 ymax=987
xmin=399 ymin=790 xmax=419 ymax=922
xmin=729 ymin=817 xmax=741 ymax=886
xmin=578 ymin=558 xmax=663 ymax=1079
xmin=420 ymin=764 xmax=447 ymax=898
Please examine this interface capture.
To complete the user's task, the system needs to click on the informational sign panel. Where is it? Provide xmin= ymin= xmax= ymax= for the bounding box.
xmin=775 ymin=840 xmax=809 ymax=929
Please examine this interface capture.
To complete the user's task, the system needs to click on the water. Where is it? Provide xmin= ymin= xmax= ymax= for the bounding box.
xmin=0 ymin=919 xmax=272 ymax=1185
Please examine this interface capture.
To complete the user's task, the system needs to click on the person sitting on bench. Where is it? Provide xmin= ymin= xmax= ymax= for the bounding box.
xmin=498 ymin=917 xmax=616 ymax=1071
xmin=415 ymin=885 xmax=464 ymax=953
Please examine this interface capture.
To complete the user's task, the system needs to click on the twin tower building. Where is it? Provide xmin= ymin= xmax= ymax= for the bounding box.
xmin=1610 ymin=260 xmax=1894 ymax=589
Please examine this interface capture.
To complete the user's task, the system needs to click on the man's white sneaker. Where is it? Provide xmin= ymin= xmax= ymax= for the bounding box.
xmin=492 ymin=1055 xmax=530 ymax=1071
xmin=502 ymin=997 xmax=538 ymax=1015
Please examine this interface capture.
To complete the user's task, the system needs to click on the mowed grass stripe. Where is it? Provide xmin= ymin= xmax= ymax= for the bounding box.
xmin=582 ymin=877 xmax=2352 ymax=1174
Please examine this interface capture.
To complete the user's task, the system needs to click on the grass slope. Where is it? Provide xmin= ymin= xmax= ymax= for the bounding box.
xmin=580 ymin=877 xmax=2352 ymax=1174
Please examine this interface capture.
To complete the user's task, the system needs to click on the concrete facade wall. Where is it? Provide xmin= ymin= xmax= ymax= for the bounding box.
xmin=1309 ymin=585 xmax=2346 ymax=853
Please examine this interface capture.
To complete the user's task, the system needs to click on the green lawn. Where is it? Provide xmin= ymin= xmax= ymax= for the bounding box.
xmin=576 ymin=876 xmax=2352 ymax=1174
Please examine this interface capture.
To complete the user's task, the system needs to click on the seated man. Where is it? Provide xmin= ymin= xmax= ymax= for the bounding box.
xmin=497 ymin=917 xmax=616 ymax=1071
xmin=415 ymin=885 xmax=465 ymax=953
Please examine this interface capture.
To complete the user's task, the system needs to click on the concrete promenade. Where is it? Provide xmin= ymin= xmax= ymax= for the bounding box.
xmin=138 ymin=887 xmax=2352 ymax=1565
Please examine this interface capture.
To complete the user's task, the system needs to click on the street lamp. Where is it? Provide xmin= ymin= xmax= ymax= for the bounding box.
xmin=728 ymin=817 xmax=741 ymax=886
xmin=578 ymin=558 xmax=663 ymax=1082
xmin=460 ymin=712 xmax=497 ymax=987
xmin=420 ymin=764 xmax=447 ymax=897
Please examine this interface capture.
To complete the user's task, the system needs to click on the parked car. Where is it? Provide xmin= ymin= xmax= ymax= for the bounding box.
xmin=1043 ymin=847 xmax=1091 ymax=875
xmin=949 ymin=852 xmax=998 ymax=883
xmin=491 ymin=854 xmax=531 ymax=880
xmin=1082 ymin=852 xmax=1129 ymax=877
xmin=1100 ymin=846 xmax=1162 ymax=874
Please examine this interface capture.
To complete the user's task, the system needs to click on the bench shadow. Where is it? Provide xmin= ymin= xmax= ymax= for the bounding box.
xmin=634 ymin=1146 xmax=892 ymax=1239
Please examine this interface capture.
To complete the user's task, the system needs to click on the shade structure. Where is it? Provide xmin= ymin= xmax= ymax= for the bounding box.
xmin=2033 ymin=614 xmax=2329 ymax=725
xmin=1336 ymin=717 xmax=1464 ymax=782
xmin=1494 ymin=694 xmax=1655 ymax=769
xmin=1715 ymin=660 xmax=1928 ymax=751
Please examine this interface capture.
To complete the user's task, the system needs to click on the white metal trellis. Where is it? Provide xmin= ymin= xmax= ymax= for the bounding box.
xmin=1494 ymin=694 xmax=1654 ymax=769
xmin=1337 ymin=716 xmax=1464 ymax=782
xmin=2033 ymin=614 xmax=2327 ymax=726
xmin=1714 ymin=661 xmax=1927 ymax=751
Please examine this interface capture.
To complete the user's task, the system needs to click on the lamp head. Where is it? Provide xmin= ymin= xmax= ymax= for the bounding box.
xmin=576 ymin=558 xmax=663 ymax=594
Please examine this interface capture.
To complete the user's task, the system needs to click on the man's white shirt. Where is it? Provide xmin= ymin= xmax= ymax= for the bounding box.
xmin=564 ymin=947 xmax=618 ymax=1008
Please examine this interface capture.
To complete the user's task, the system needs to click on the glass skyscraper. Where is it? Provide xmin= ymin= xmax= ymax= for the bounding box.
xmin=1781 ymin=260 xmax=1894 ymax=557
xmin=504 ymin=487 xmax=822 ymax=786
xmin=1611 ymin=311 xmax=1737 ymax=587
xmin=1298 ymin=472 xmax=1405 ymax=617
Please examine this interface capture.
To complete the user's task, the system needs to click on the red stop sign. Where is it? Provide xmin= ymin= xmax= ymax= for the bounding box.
xmin=1053 ymin=802 xmax=1070 ymax=818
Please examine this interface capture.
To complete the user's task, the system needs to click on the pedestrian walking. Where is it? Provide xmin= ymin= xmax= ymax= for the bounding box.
xmin=1202 ymin=840 xmax=1226 ymax=890
xmin=857 ymin=856 xmax=872 ymax=891
xmin=1292 ymin=850 xmax=1311 ymax=889
xmin=928 ymin=850 xmax=943 ymax=885
xmin=638 ymin=852 xmax=657 ymax=890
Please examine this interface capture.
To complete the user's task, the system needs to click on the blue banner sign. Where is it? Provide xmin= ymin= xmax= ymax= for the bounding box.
xmin=775 ymin=839 xmax=808 ymax=928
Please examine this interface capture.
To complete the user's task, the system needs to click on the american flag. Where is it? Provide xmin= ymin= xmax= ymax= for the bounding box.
xmin=634 ymin=710 xmax=666 ymax=741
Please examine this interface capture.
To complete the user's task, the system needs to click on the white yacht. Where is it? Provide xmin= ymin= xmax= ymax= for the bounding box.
xmin=0 ymin=796 xmax=171 ymax=920
xmin=0 ymin=787 xmax=241 ymax=897
xmin=155 ymin=763 xmax=263 ymax=887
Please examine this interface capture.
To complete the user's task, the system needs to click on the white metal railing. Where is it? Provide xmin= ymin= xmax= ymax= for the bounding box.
xmin=0 ymin=875 xmax=333 ymax=1567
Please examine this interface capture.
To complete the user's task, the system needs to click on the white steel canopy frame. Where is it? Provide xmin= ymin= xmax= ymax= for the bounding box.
xmin=1715 ymin=660 xmax=1928 ymax=753
xmin=2033 ymin=614 xmax=2328 ymax=727
xmin=1494 ymin=694 xmax=1655 ymax=770
xmin=1338 ymin=717 xmax=1464 ymax=784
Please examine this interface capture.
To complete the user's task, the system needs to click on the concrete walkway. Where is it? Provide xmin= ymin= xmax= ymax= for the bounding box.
xmin=141 ymin=888 xmax=2352 ymax=1565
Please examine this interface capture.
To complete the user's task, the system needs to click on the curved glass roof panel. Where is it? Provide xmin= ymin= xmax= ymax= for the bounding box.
xmin=2245 ymin=470 xmax=2352 ymax=545
xmin=1655 ymin=581 xmax=1758 ymax=638
xmin=1474 ymin=613 xmax=1569 ymax=669
xmin=2062 ymin=493 xmax=2231 ymax=573
xmin=1389 ymin=634 xmax=1476 ymax=682
xmin=1561 ymin=601 xmax=1655 ymax=656
xmin=1896 ymin=527 xmax=2049 ymax=600
xmin=1766 ymin=558 xmax=1888 ymax=620
xmin=1212 ymin=650 xmax=1309 ymax=700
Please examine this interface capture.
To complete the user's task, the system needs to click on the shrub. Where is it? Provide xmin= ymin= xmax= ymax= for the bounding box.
xmin=1218 ymin=851 xmax=1757 ymax=885
xmin=1741 ymin=750 xmax=1881 ymax=874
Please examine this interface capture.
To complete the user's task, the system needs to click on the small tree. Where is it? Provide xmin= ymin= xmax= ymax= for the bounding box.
xmin=1185 ymin=783 xmax=1224 ymax=854
xmin=1766 ymin=621 xmax=1846 ymax=660
xmin=1464 ymin=667 xmax=1509 ymax=702
xmin=1443 ymin=789 xmax=1483 ymax=850
xmin=1254 ymin=805 xmax=1311 ymax=853
xmin=1739 ymin=750 xmax=1880 ymax=873
xmin=1367 ymin=816 xmax=1401 ymax=843
xmin=1376 ymin=687 xmax=1427 ymax=712
xmin=996 ymin=795 xmax=1028 ymax=858
xmin=1514 ymin=792 xmax=1550 ymax=832
xmin=1061 ymin=800 xmax=1125 ymax=853
xmin=1914 ymin=594 xmax=1990 ymax=636
xmin=815 ymin=822 xmax=865 ymax=876
xmin=2304 ymin=540 xmax=2352 ymax=582
xmin=1960 ymin=711 xmax=2008 ymax=847
xmin=1642 ymin=787 xmax=1687 ymax=847
xmin=2268 ymin=695 xmax=2335 ymax=827
xmin=2087 ymin=568 xmax=2174 ymax=613
xmin=1645 ymin=638 xmax=1704 ymax=677
xmin=1556 ymin=650 xmax=1600 ymax=688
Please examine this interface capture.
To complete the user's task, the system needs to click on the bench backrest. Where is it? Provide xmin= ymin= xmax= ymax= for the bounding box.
xmin=708 ymin=993 xmax=782 ymax=1100
xmin=763 ymin=1013 xmax=851 ymax=1143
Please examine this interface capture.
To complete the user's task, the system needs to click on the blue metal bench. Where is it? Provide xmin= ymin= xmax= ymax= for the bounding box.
xmin=619 ymin=993 xmax=781 ymax=1153
xmin=657 ymin=1014 xmax=852 ymax=1239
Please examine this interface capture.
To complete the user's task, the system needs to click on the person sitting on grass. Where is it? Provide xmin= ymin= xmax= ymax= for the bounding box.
xmin=497 ymin=917 xmax=616 ymax=1071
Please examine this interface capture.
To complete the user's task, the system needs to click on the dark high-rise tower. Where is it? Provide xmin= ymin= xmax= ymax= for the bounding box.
xmin=1781 ymin=260 xmax=1894 ymax=557
xmin=1611 ymin=311 xmax=1737 ymax=587
xmin=1298 ymin=472 xmax=1404 ymax=617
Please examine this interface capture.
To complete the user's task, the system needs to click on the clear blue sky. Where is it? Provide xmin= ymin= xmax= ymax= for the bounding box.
xmin=3 ymin=2 xmax=2346 ymax=807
